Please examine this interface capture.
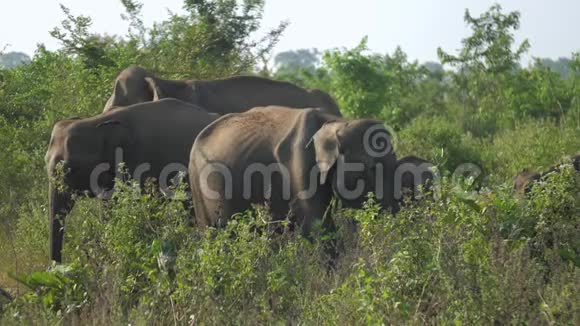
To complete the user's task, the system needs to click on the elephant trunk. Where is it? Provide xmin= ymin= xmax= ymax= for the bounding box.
xmin=48 ymin=182 xmax=74 ymax=263
xmin=381 ymin=155 xmax=400 ymax=214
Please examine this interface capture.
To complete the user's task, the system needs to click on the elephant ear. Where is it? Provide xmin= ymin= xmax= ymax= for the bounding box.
xmin=96 ymin=120 xmax=134 ymax=150
xmin=144 ymin=77 xmax=165 ymax=101
xmin=311 ymin=121 xmax=344 ymax=185
xmin=96 ymin=120 xmax=121 ymax=128
xmin=106 ymin=79 xmax=127 ymax=110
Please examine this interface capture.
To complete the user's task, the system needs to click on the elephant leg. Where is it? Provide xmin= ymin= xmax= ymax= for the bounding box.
xmin=191 ymin=163 xmax=247 ymax=227
xmin=290 ymin=188 xmax=333 ymax=237
xmin=220 ymin=199 xmax=252 ymax=226
xmin=193 ymin=191 xmax=252 ymax=228
xmin=291 ymin=191 xmax=338 ymax=268
xmin=267 ymin=197 xmax=295 ymax=234
xmin=49 ymin=184 xmax=75 ymax=263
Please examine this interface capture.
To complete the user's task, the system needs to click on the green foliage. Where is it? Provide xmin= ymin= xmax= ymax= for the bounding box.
xmin=307 ymin=176 xmax=578 ymax=324
xmin=50 ymin=5 xmax=117 ymax=70
xmin=535 ymin=57 xmax=574 ymax=79
xmin=508 ymin=63 xmax=571 ymax=119
xmin=273 ymin=65 xmax=333 ymax=92
xmin=397 ymin=115 xmax=482 ymax=172
xmin=437 ymin=4 xmax=529 ymax=74
xmin=436 ymin=4 xmax=531 ymax=136
xmin=5 ymin=177 xmax=578 ymax=324
xmin=323 ymin=38 xmax=428 ymax=127
xmin=272 ymin=49 xmax=329 ymax=89
xmin=481 ymin=119 xmax=580 ymax=181
xmin=323 ymin=38 xmax=389 ymax=118
xmin=138 ymin=0 xmax=287 ymax=79
xmin=10 ymin=264 xmax=88 ymax=313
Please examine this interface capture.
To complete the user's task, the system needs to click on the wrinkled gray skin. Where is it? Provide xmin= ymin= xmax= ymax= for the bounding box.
xmin=46 ymin=99 xmax=219 ymax=262
xmin=103 ymin=66 xmax=342 ymax=116
xmin=189 ymin=106 xmax=398 ymax=237
xmin=395 ymin=155 xmax=435 ymax=204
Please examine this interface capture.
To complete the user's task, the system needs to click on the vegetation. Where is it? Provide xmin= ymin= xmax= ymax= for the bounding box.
xmin=0 ymin=52 xmax=31 ymax=69
xmin=0 ymin=1 xmax=578 ymax=324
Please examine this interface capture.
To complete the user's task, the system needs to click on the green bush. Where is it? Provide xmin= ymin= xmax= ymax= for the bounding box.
xmin=397 ymin=115 xmax=483 ymax=173
xmin=3 ymin=175 xmax=578 ymax=324
xmin=481 ymin=118 xmax=580 ymax=181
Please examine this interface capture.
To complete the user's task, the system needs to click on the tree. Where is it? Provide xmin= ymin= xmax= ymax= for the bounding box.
xmin=422 ymin=61 xmax=443 ymax=74
xmin=437 ymin=4 xmax=530 ymax=136
xmin=533 ymin=57 xmax=572 ymax=78
xmin=0 ymin=52 xmax=31 ymax=69
xmin=437 ymin=4 xmax=529 ymax=74
xmin=272 ymin=48 xmax=327 ymax=90
xmin=48 ymin=1 xmax=287 ymax=78
xmin=274 ymin=49 xmax=320 ymax=71
xmin=138 ymin=0 xmax=288 ymax=78
xmin=323 ymin=38 xmax=428 ymax=127
xmin=50 ymin=5 xmax=117 ymax=70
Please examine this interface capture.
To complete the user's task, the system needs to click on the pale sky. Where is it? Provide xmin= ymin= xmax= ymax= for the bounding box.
xmin=1 ymin=0 xmax=578 ymax=64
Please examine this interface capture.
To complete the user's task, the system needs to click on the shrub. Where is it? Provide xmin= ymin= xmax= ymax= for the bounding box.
xmin=481 ymin=118 xmax=580 ymax=181
xmin=3 ymin=175 xmax=578 ymax=324
xmin=397 ymin=115 xmax=483 ymax=173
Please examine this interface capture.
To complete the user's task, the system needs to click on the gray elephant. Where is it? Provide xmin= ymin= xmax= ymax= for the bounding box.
xmin=188 ymin=106 xmax=398 ymax=236
xmin=104 ymin=66 xmax=342 ymax=116
xmin=395 ymin=155 xmax=436 ymax=204
xmin=45 ymin=98 xmax=219 ymax=262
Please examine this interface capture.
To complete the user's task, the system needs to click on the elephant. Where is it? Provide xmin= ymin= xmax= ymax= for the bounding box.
xmin=513 ymin=154 xmax=580 ymax=196
xmin=394 ymin=155 xmax=436 ymax=204
xmin=188 ymin=106 xmax=398 ymax=237
xmin=103 ymin=65 xmax=342 ymax=116
xmin=45 ymin=98 xmax=219 ymax=262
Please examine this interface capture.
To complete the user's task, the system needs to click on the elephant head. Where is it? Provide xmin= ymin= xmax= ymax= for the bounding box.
xmin=45 ymin=117 xmax=133 ymax=262
xmin=395 ymin=155 xmax=436 ymax=203
xmin=311 ymin=119 xmax=398 ymax=212
xmin=104 ymin=66 xmax=156 ymax=111
xmin=104 ymin=66 xmax=198 ymax=112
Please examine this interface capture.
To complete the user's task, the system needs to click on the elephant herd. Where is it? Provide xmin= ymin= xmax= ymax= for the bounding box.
xmin=46 ymin=66 xmax=436 ymax=263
